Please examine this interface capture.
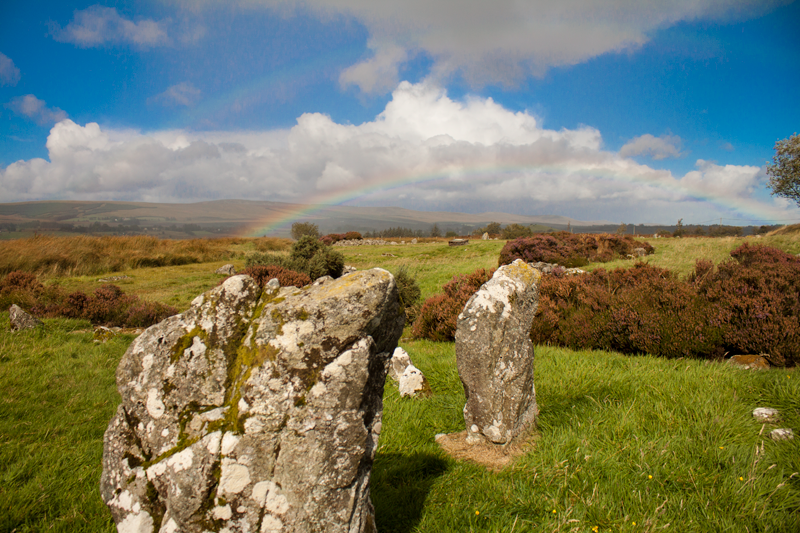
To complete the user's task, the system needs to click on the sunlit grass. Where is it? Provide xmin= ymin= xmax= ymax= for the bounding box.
xmin=1 ymin=231 xmax=799 ymax=531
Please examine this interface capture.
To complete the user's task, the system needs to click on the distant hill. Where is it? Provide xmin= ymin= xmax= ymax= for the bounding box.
xmin=0 ymin=200 xmax=613 ymax=238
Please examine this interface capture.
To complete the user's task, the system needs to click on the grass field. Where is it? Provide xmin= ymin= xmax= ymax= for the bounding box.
xmin=1 ymin=234 xmax=799 ymax=532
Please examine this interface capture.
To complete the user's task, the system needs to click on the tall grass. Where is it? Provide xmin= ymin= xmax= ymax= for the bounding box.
xmin=0 ymin=235 xmax=290 ymax=278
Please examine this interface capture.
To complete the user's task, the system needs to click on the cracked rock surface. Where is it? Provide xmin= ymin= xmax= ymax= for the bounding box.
xmin=456 ymin=259 xmax=541 ymax=445
xmin=101 ymin=270 xmax=404 ymax=533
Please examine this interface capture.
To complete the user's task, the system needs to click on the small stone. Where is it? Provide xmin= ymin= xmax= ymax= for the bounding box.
xmin=728 ymin=354 xmax=770 ymax=370
xmin=753 ymin=407 xmax=780 ymax=422
xmin=770 ymin=428 xmax=794 ymax=441
xmin=398 ymin=364 xmax=432 ymax=398
xmin=9 ymin=304 xmax=42 ymax=332
xmin=215 ymin=264 xmax=236 ymax=275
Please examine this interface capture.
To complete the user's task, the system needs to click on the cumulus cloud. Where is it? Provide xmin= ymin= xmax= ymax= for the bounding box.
xmin=51 ymin=5 xmax=170 ymax=48
xmin=5 ymin=95 xmax=68 ymax=126
xmin=0 ymin=52 xmax=21 ymax=86
xmin=619 ymin=133 xmax=683 ymax=160
xmin=1 ymin=81 xmax=790 ymax=223
xmin=149 ymin=82 xmax=202 ymax=107
xmin=185 ymin=0 xmax=789 ymax=91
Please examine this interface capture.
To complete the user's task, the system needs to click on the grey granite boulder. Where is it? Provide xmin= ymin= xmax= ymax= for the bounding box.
xmin=9 ymin=304 xmax=42 ymax=331
xmin=456 ymin=259 xmax=541 ymax=445
xmin=101 ymin=269 xmax=404 ymax=533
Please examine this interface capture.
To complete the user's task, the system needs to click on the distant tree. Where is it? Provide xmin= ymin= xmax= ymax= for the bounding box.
xmin=616 ymin=222 xmax=627 ymax=235
xmin=767 ymin=133 xmax=800 ymax=206
xmin=674 ymin=218 xmax=684 ymax=237
xmin=445 ymin=230 xmax=458 ymax=238
xmin=430 ymin=223 xmax=441 ymax=238
xmin=501 ymin=223 xmax=533 ymax=240
xmin=291 ymin=221 xmax=320 ymax=240
xmin=485 ymin=222 xmax=502 ymax=235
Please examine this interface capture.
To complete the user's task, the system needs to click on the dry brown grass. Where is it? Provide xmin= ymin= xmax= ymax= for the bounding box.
xmin=0 ymin=234 xmax=290 ymax=278
xmin=767 ymin=223 xmax=800 ymax=236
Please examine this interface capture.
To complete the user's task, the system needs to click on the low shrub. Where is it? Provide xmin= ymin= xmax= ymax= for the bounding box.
xmin=499 ymin=232 xmax=653 ymax=267
xmin=531 ymin=244 xmax=800 ymax=366
xmin=241 ymin=265 xmax=312 ymax=288
xmin=247 ymin=236 xmax=345 ymax=281
xmin=321 ymin=231 xmax=363 ymax=245
xmin=0 ymin=271 xmax=176 ymax=328
xmin=394 ymin=266 xmax=422 ymax=323
xmin=412 ymin=267 xmax=494 ymax=341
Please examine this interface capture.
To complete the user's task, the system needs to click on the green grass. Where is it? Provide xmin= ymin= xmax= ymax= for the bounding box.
xmin=375 ymin=341 xmax=800 ymax=532
xmin=0 ymin=315 xmax=126 ymax=533
xmin=1 ymin=233 xmax=799 ymax=531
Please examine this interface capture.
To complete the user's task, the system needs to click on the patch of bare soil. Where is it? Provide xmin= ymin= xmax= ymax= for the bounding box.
xmin=435 ymin=430 xmax=537 ymax=471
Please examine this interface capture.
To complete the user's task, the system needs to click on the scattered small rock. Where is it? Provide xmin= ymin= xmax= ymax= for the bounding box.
xmin=770 ymin=428 xmax=794 ymax=441
xmin=215 ymin=264 xmax=236 ymax=275
xmin=9 ymin=304 xmax=42 ymax=332
xmin=481 ymin=232 xmax=488 ymax=240
xmin=388 ymin=347 xmax=431 ymax=398
xmin=342 ymin=265 xmax=357 ymax=275
xmin=448 ymin=239 xmax=468 ymax=247
xmin=728 ymin=354 xmax=770 ymax=370
xmin=634 ymin=247 xmax=646 ymax=257
xmin=411 ymin=239 xmax=417 ymax=244
xmin=97 ymin=275 xmax=131 ymax=282
xmin=752 ymin=407 xmax=780 ymax=423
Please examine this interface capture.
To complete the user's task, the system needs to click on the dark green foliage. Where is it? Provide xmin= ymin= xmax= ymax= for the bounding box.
xmin=395 ymin=266 xmax=422 ymax=322
xmin=430 ymin=224 xmax=441 ymax=238
xmin=500 ymin=223 xmax=533 ymax=239
xmin=499 ymin=232 xmax=654 ymax=267
xmin=412 ymin=268 xmax=494 ymax=341
xmin=531 ymin=244 xmax=800 ymax=366
xmin=290 ymin=221 xmax=320 ymax=240
xmin=248 ymin=236 xmax=345 ymax=280
xmin=767 ymin=133 xmax=800 ymax=206
xmin=307 ymin=248 xmax=344 ymax=280
xmin=240 ymin=265 xmax=311 ymax=288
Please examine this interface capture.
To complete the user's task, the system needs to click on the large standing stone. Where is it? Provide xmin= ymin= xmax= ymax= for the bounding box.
xmin=455 ymin=259 xmax=541 ymax=445
xmin=100 ymin=269 xmax=404 ymax=533
xmin=9 ymin=304 xmax=42 ymax=331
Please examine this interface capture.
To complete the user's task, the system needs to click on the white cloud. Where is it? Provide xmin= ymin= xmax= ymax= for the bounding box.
xmin=339 ymin=42 xmax=407 ymax=95
xmin=0 ymin=52 xmax=21 ymax=86
xmin=619 ymin=133 xmax=683 ymax=160
xmin=51 ymin=5 xmax=170 ymax=48
xmin=6 ymin=95 xmax=68 ymax=126
xmin=1 ymin=81 xmax=792 ymax=223
xmin=183 ymin=0 xmax=789 ymax=91
xmin=149 ymin=82 xmax=202 ymax=107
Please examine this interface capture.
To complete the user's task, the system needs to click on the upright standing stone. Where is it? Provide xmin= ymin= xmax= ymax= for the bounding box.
xmin=101 ymin=270 xmax=404 ymax=533
xmin=455 ymin=259 xmax=541 ymax=445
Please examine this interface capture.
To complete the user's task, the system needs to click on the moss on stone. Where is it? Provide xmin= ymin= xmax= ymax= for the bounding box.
xmin=170 ymin=326 xmax=207 ymax=363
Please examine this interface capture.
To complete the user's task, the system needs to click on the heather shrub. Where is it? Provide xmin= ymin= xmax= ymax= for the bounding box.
xmin=694 ymin=244 xmax=800 ymax=366
xmin=531 ymin=245 xmax=800 ymax=366
xmin=499 ymin=232 xmax=653 ymax=267
xmin=241 ymin=265 xmax=312 ymax=288
xmin=0 ymin=271 xmax=176 ymax=328
xmin=412 ymin=267 xmax=494 ymax=341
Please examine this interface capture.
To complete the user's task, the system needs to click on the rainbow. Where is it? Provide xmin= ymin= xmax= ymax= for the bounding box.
xmin=240 ymin=162 xmax=797 ymax=237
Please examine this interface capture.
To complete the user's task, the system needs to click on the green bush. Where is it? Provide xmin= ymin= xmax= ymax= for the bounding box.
xmin=395 ymin=265 xmax=422 ymax=322
xmin=248 ymin=236 xmax=345 ymax=280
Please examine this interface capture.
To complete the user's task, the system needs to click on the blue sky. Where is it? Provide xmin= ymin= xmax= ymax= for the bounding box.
xmin=1 ymin=0 xmax=799 ymax=225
